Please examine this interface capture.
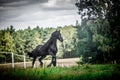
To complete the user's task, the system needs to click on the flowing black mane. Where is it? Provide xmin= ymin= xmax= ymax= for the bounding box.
xmin=27 ymin=30 xmax=63 ymax=67
xmin=40 ymin=31 xmax=58 ymax=50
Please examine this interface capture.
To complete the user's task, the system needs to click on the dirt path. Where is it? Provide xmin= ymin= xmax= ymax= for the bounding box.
xmin=0 ymin=58 xmax=79 ymax=68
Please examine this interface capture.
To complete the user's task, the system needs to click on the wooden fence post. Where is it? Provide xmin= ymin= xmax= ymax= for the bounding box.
xmin=24 ymin=55 xmax=26 ymax=69
xmin=34 ymin=62 xmax=36 ymax=68
xmin=11 ymin=53 xmax=14 ymax=68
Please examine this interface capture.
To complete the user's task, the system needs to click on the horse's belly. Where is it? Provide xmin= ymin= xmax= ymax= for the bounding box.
xmin=37 ymin=51 xmax=49 ymax=56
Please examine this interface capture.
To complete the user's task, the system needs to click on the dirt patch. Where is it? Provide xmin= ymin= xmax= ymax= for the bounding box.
xmin=0 ymin=58 xmax=79 ymax=68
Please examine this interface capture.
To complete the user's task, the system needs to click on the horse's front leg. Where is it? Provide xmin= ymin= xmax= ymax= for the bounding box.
xmin=47 ymin=50 xmax=56 ymax=67
xmin=32 ymin=57 xmax=36 ymax=68
xmin=52 ymin=56 xmax=56 ymax=66
xmin=47 ymin=56 xmax=56 ymax=67
xmin=38 ymin=56 xmax=46 ymax=67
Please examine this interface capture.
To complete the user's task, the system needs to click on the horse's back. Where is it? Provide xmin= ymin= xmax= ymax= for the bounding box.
xmin=34 ymin=45 xmax=49 ymax=56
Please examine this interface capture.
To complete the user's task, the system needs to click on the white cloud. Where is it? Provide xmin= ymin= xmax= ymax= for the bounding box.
xmin=41 ymin=0 xmax=76 ymax=9
xmin=41 ymin=0 xmax=57 ymax=7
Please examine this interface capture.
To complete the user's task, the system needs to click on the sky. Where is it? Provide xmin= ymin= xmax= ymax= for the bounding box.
xmin=0 ymin=0 xmax=81 ymax=30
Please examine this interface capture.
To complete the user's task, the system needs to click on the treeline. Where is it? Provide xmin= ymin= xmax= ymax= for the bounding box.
xmin=0 ymin=25 xmax=78 ymax=63
xmin=0 ymin=18 xmax=120 ymax=64
xmin=76 ymin=18 xmax=120 ymax=64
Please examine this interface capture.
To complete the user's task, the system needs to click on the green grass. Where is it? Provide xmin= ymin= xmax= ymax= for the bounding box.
xmin=0 ymin=64 xmax=120 ymax=80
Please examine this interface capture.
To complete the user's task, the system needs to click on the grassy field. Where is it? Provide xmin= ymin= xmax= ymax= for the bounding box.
xmin=0 ymin=64 xmax=120 ymax=80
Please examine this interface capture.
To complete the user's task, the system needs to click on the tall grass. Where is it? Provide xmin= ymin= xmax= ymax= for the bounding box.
xmin=0 ymin=64 xmax=120 ymax=80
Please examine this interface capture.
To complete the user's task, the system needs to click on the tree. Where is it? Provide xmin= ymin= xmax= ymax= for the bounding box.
xmin=75 ymin=0 xmax=120 ymax=63
xmin=0 ymin=31 xmax=15 ymax=63
xmin=6 ymin=25 xmax=15 ymax=35
xmin=75 ymin=0 xmax=120 ymax=39
xmin=0 ymin=31 xmax=15 ymax=52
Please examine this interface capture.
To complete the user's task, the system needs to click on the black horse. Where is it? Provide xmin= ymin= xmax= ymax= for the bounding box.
xmin=27 ymin=30 xmax=63 ymax=67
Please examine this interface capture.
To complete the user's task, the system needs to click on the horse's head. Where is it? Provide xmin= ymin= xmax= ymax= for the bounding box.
xmin=52 ymin=30 xmax=63 ymax=42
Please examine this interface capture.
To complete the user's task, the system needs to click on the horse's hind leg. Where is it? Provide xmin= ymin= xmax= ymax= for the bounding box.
xmin=47 ymin=50 xmax=56 ymax=67
xmin=38 ymin=56 xmax=46 ymax=67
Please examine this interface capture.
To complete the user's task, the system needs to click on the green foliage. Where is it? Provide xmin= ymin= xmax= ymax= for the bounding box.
xmin=75 ymin=17 xmax=119 ymax=64
xmin=60 ymin=25 xmax=78 ymax=58
xmin=75 ymin=0 xmax=120 ymax=64
xmin=0 ymin=31 xmax=15 ymax=52
xmin=0 ymin=54 xmax=5 ymax=63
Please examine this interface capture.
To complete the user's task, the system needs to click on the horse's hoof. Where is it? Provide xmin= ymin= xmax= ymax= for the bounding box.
xmin=40 ymin=65 xmax=43 ymax=68
xmin=40 ymin=66 xmax=43 ymax=68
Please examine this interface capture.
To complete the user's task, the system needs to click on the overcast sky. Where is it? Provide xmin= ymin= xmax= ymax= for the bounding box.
xmin=0 ymin=0 xmax=81 ymax=30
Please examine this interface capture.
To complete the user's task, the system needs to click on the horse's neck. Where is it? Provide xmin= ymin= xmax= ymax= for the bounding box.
xmin=42 ymin=36 xmax=57 ymax=50
xmin=49 ymin=36 xmax=57 ymax=46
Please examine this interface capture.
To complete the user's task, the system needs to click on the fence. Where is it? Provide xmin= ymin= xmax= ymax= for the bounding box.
xmin=0 ymin=52 xmax=26 ymax=69
xmin=0 ymin=52 xmax=79 ymax=68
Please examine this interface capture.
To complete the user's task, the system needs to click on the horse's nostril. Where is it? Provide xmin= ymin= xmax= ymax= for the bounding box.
xmin=60 ymin=39 xmax=63 ymax=42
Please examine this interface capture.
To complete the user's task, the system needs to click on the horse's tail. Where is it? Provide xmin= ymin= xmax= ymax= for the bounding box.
xmin=27 ymin=52 xmax=33 ymax=57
